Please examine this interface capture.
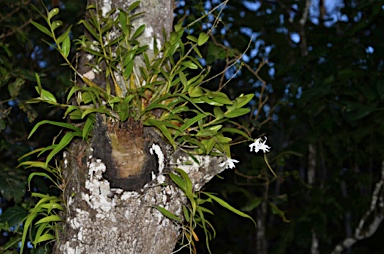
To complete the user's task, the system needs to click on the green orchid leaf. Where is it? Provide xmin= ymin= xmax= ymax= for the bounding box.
xmin=57 ymin=25 xmax=72 ymax=44
xmin=82 ymin=115 xmax=95 ymax=139
xmin=152 ymin=206 xmax=181 ymax=222
xmin=31 ymin=21 xmax=52 ymax=37
xmin=224 ymin=108 xmax=250 ymax=118
xmin=187 ymin=35 xmax=197 ymax=42
xmin=131 ymin=24 xmax=146 ymax=39
xmin=46 ymin=132 xmax=81 ymax=165
xmin=204 ymin=192 xmax=256 ymax=226
xmin=51 ymin=20 xmax=63 ymax=31
xmin=35 ymin=215 xmax=62 ymax=225
xmin=33 ymin=233 xmax=55 ymax=246
xmin=188 ymin=86 xmax=203 ymax=97
xmin=201 ymin=138 xmax=216 ymax=155
xmin=235 ymin=93 xmax=254 ymax=108
xmin=221 ymin=127 xmax=251 ymax=140
xmin=197 ymin=32 xmax=209 ymax=46
xmin=61 ymin=35 xmax=71 ymax=57
xmin=182 ymin=61 xmax=198 ymax=69
xmin=78 ymin=20 xmax=98 ymax=40
xmin=169 ymin=172 xmax=186 ymax=191
xmin=28 ymin=120 xmax=82 ymax=138
xmin=47 ymin=8 xmax=59 ymax=21
xmin=127 ymin=1 xmax=141 ymax=12
xmin=145 ymin=119 xmax=176 ymax=148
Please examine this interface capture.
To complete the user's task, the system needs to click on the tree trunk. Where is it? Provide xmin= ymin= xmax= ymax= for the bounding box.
xmin=53 ymin=1 xmax=227 ymax=253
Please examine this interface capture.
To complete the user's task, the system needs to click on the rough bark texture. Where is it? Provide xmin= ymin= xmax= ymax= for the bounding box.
xmin=53 ymin=1 xmax=229 ymax=253
xmin=54 ymin=129 xmax=226 ymax=253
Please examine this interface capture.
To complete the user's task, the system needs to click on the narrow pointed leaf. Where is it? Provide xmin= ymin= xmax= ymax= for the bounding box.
xmin=57 ymin=25 xmax=72 ymax=44
xmin=204 ymin=192 xmax=256 ymax=226
xmin=131 ymin=24 xmax=145 ymax=39
xmin=127 ymin=1 xmax=141 ymax=12
xmin=28 ymin=120 xmax=81 ymax=138
xmin=224 ymin=108 xmax=250 ymax=118
xmin=61 ymin=35 xmax=71 ymax=57
xmin=169 ymin=172 xmax=186 ymax=191
xmin=31 ymin=21 xmax=52 ymax=37
xmin=46 ymin=132 xmax=80 ymax=165
xmin=35 ymin=215 xmax=62 ymax=225
xmin=152 ymin=206 xmax=181 ymax=222
xmin=145 ymin=119 xmax=175 ymax=148
xmin=33 ymin=233 xmax=56 ymax=245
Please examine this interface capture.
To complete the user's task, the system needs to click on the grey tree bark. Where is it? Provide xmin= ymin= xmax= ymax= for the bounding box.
xmin=53 ymin=1 xmax=228 ymax=253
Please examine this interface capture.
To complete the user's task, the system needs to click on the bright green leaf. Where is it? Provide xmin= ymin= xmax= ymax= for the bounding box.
xmin=182 ymin=61 xmax=198 ymax=69
xmin=179 ymin=71 xmax=188 ymax=88
xmin=35 ymin=215 xmax=62 ymax=225
xmin=145 ymin=119 xmax=176 ymax=148
xmin=33 ymin=233 xmax=55 ymax=245
xmin=224 ymin=108 xmax=250 ymax=118
xmin=57 ymin=25 xmax=72 ymax=44
xmin=152 ymin=206 xmax=181 ymax=222
xmin=169 ymin=172 xmax=186 ymax=191
xmin=131 ymin=24 xmax=145 ymax=39
xmin=46 ymin=132 xmax=80 ymax=165
xmin=51 ymin=20 xmax=63 ymax=31
xmin=61 ymin=35 xmax=71 ymax=58
xmin=213 ymin=107 xmax=224 ymax=119
xmin=201 ymin=138 xmax=216 ymax=154
xmin=187 ymin=35 xmax=197 ymax=42
xmin=197 ymin=32 xmax=209 ymax=46
xmin=235 ymin=94 xmax=254 ymax=108
xmin=204 ymin=192 xmax=256 ymax=226
xmin=31 ymin=21 xmax=52 ymax=37
xmin=28 ymin=120 xmax=81 ymax=139
xmin=127 ymin=1 xmax=141 ymax=12
xmin=188 ymin=86 xmax=203 ymax=97
xmin=47 ymin=8 xmax=59 ymax=20
xmin=82 ymin=115 xmax=95 ymax=139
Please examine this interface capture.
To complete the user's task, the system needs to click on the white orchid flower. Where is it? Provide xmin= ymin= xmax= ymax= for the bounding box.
xmin=249 ymin=137 xmax=271 ymax=153
xmin=220 ymin=158 xmax=239 ymax=169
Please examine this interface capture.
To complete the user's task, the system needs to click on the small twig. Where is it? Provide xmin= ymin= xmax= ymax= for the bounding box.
xmin=187 ymin=0 xmax=229 ymax=29
xmin=0 ymin=6 xmax=22 ymax=23
xmin=300 ymin=0 xmax=311 ymax=26
xmin=0 ymin=19 xmax=32 ymax=40
xmin=242 ymin=60 xmax=268 ymax=121
xmin=200 ymin=36 xmax=254 ymax=86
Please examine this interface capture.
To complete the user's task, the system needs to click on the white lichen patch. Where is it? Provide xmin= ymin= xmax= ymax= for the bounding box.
xmin=60 ymin=242 xmax=83 ymax=254
xmin=175 ymin=155 xmax=211 ymax=174
xmin=83 ymin=70 xmax=95 ymax=80
xmin=174 ymin=154 xmax=224 ymax=191
xmin=144 ymin=26 xmax=153 ymax=39
xmin=101 ymin=0 xmax=112 ymax=17
xmin=121 ymin=190 xmax=140 ymax=201
xmin=149 ymin=143 xmax=165 ymax=174
xmin=82 ymin=159 xmax=115 ymax=212
xmin=156 ymin=174 xmax=165 ymax=184
xmin=70 ymin=209 xmax=90 ymax=230
xmin=63 ymin=152 xmax=68 ymax=168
